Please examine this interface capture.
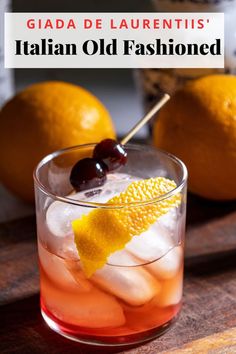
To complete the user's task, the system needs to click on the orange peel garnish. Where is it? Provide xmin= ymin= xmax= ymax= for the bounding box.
xmin=72 ymin=177 xmax=180 ymax=277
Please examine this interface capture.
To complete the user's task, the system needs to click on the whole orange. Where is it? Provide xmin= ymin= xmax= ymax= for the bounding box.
xmin=153 ymin=75 xmax=236 ymax=200
xmin=0 ymin=81 xmax=115 ymax=202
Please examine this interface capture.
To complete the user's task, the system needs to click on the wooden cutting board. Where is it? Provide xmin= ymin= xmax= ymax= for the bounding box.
xmin=0 ymin=191 xmax=236 ymax=354
xmin=161 ymin=327 xmax=236 ymax=353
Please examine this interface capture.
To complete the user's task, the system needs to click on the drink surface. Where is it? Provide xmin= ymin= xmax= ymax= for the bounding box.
xmin=38 ymin=173 xmax=184 ymax=343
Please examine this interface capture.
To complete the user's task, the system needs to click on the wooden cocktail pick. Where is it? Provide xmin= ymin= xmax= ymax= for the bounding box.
xmin=120 ymin=93 xmax=170 ymax=145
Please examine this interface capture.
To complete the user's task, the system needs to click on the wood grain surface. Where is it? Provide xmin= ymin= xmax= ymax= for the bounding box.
xmin=1 ymin=193 xmax=236 ymax=354
xmin=160 ymin=327 xmax=236 ymax=353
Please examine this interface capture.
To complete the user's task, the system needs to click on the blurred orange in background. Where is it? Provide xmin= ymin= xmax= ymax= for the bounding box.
xmin=153 ymin=75 xmax=236 ymax=201
xmin=0 ymin=81 xmax=115 ymax=202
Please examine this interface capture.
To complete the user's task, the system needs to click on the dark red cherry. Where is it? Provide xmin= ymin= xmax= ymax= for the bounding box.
xmin=70 ymin=158 xmax=107 ymax=191
xmin=93 ymin=139 xmax=127 ymax=171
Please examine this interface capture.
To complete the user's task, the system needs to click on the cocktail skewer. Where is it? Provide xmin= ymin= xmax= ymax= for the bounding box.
xmin=120 ymin=93 xmax=170 ymax=145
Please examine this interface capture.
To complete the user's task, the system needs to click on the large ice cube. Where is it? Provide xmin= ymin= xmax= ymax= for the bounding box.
xmin=65 ymin=260 xmax=94 ymax=292
xmin=46 ymin=173 xmax=137 ymax=238
xmin=92 ymin=172 xmax=137 ymax=201
xmin=126 ymin=222 xmax=173 ymax=262
xmin=92 ymin=251 xmax=161 ymax=306
xmin=146 ymin=247 xmax=182 ymax=279
xmin=154 ymin=270 xmax=183 ymax=307
xmin=46 ymin=191 xmax=104 ymax=239
xmin=44 ymin=285 xmax=126 ymax=328
xmin=158 ymin=208 xmax=178 ymax=234
xmin=39 ymin=242 xmax=91 ymax=292
xmin=108 ymin=249 xmax=139 ymax=266
xmin=46 ymin=199 xmax=90 ymax=238
xmin=125 ymin=213 xmax=182 ymax=279
xmin=58 ymin=234 xmax=79 ymax=260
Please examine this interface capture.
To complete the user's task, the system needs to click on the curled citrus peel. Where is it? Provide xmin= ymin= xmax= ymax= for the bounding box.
xmin=72 ymin=177 xmax=180 ymax=277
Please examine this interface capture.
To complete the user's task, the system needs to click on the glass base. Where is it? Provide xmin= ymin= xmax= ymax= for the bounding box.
xmin=41 ymin=308 xmax=179 ymax=347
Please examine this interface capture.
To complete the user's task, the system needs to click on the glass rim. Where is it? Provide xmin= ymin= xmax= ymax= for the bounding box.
xmin=33 ymin=143 xmax=188 ymax=209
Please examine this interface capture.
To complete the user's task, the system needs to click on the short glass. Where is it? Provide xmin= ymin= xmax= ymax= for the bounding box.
xmin=34 ymin=144 xmax=187 ymax=346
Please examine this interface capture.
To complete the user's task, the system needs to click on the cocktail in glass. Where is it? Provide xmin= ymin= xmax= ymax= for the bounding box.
xmin=34 ymin=144 xmax=187 ymax=346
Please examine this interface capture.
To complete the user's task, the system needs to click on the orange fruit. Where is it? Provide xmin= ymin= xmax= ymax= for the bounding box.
xmin=0 ymin=81 xmax=115 ymax=202
xmin=153 ymin=75 xmax=236 ymax=201
xmin=72 ymin=177 xmax=180 ymax=277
